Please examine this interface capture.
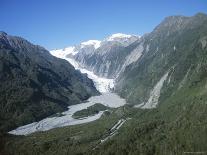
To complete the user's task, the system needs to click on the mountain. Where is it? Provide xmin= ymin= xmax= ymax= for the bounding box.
xmin=51 ymin=33 xmax=140 ymax=78
xmin=115 ymin=13 xmax=207 ymax=107
xmin=51 ymin=13 xmax=207 ymax=108
xmin=0 ymin=32 xmax=99 ymax=132
xmin=1 ymin=13 xmax=207 ymax=155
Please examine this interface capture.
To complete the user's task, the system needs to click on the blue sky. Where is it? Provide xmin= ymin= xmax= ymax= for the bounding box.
xmin=1 ymin=0 xmax=206 ymax=50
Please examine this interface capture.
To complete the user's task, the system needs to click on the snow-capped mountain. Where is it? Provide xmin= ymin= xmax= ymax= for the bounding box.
xmin=107 ymin=33 xmax=133 ymax=41
xmin=105 ymin=33 xmax=139 ymax=46
xmin=81 ymin=40 xmax=101 ymax=49
xmin=51 ymin=33 xmax=140 ymax=78
xmin=50 ymin=46 xmax=77 ymax=58
xmin=51 ymin=33 xmax=139 ymax=55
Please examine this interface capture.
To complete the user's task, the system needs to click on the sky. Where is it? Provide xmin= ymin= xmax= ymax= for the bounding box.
xmin=0 ymin=0 xmax=206 ymax=50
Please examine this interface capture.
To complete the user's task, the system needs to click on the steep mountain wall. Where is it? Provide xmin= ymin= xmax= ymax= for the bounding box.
xmin=0 ymin=32 xmax=99 ymax=132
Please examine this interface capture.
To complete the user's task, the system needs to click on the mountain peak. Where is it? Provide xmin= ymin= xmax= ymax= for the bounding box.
xmin=107 ymin=33 xmax=133 ymax=41
xmin=152 ymin=15 xmax=189 ymax=36
xmin=153 ymin=13 xmax=207 ymax=36
xmin=81 ymin=40 xmax=101 ymax=49
xmin=161 ymin=15 xmax=188 ymax=26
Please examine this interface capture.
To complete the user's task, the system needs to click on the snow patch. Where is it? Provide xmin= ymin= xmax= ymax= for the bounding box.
xmin=81 ymin=40 xmax=101 ymax=49
xmin=107 ymin=33 xmax=132 ymax=41
xmin=50 ymin=46 xmax=77 ymax=58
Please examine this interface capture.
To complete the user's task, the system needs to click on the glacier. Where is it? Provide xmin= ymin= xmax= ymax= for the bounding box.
xmin=50 ymin=48 xmax=114 ymax=93
xmin=9 ymin=46 xmax=126 ymax=135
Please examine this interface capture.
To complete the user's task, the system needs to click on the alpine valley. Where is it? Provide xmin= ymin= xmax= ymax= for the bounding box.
xmin=1 ymin=13 xmax=207 ymax=155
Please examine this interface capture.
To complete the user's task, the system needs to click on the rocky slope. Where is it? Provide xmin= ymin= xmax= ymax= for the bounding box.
xmin=0 ymin=32 xmax=99 ymax=132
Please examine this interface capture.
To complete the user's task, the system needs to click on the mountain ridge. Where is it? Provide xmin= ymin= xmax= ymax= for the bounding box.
xmin=51 ymin=33 xmax=140 ymax=78
xmin=115 ymin=12 xmax=207 ymax=106
xmin=1 ymin=12 xmax=207 ymax=155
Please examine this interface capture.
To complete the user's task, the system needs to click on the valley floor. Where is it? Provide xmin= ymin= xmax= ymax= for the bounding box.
xmin=8 ymin=93 xmax=126 ymax=135
xmin=2 ymin=102 xmax=207 ymax=155
xmin=8 ymin=51 xmax=127 ymax=136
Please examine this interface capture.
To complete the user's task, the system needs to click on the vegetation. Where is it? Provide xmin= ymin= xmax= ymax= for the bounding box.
xmin=0 ymin=32 xmax=99 ymax=133
xmin=1 ymin=13 xmax=207 ymax=155
xmin=0 ymin=109 xmax=124 ymax=155
xmin=116 ymin=13 xmax=207 ymax=106
xmin=1 ymin=85 xmax=207 ymax=155
xmin=72 ymin=103 xmax=110 ymax=119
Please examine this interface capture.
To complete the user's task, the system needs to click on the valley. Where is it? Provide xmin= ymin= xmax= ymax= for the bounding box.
xmin=1 ymin=12 xmax=207 ymax=155
xmin=8 ymin=48 xmax=127 ymax=135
